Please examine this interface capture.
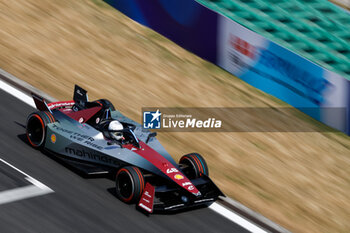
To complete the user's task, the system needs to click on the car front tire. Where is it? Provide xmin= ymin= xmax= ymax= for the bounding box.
xmin=179 ymin=153 xmax=209 ymax=179
xmin=115 ymin=166 xmax=145 ymax=203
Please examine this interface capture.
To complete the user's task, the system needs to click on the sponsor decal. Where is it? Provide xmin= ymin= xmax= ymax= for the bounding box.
xmin=166 ymin=168 xmax=178 ymax=174
xmin=52 ymin=125 xmax=102 ymax=149
xmin=223 ymin=34 xmax=259 ymax=76
xmin=50 ymin=134 xmax=56 ymax=143
xmin=72 ymin=105 xmax=79 ymax=112
xmin=76 ymin=89 xmax=83 ymax=96
xmin=64 ymin=147 xmax=119 ymax=166
xmin=174 ymin=174 xmax=184 ymax=180
xmin=143 ymin=109 xmax=161 ymax=129
xmin=188 ymin=185 xmax=194 ymax=191
xmin=182 ymin=182 xmax=191 ymax=187
xmin=229 ymin=35 xmax=255 ymax=59
xmin=96 ymin=117 xmax=100 ymax=124
xmin=138 ymin=183 xmax=155 ymax=213
xmin=48 ymin=101 xmax=74 ymax=109
xmin=78 ymin=117 xmax=84 ymax=123
xmin=144 ymin=191 xmax=151 ymax=198
xmin=218 ymin=16 xmax=267 ymax=77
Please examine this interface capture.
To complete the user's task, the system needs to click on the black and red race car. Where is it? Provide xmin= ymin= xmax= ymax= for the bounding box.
xmin=26 ymin=85 xmax=224 ymax=213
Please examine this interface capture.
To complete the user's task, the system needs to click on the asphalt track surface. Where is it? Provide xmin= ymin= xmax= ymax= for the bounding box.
xmin=0 ymin=90 xmax=250 ymax=233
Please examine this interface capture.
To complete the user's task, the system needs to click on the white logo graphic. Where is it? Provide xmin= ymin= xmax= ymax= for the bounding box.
xmin=48 ymin=102 xmax=74 ymax=109
xmin=151 ymin=109 xmax=161 ymax=122
xmin=182 ymin=182 xmax=191 ymax=187
xmin=166 ymin=168 xmax=178 ymax=174
xmin=145 ymin=191 xmax=151 ymax=198
xmin=143 ymin=109 xmax=162 ymax=129
xmin=162 ymin=118 xmax=222 ymax=129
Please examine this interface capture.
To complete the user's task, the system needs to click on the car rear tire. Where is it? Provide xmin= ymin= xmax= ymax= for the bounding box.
xmin=115 ymin=166 xmax=145 ymax=203
xmin=26 ymin=111 xmax=55 ymax=148
xmin=179 ymin=153 xmax=209 ymax=179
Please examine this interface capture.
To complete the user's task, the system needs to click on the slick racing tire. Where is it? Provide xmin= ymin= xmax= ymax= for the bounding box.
xmin=115 ymin=166 xmax=145 ymax=204
xmin=95 ymin=99 xmax=115 ymax=111
xmin=26 ymin=111 xmax=55 ymax=149
xmin=179 ymin=153 xmax=209 ymax=179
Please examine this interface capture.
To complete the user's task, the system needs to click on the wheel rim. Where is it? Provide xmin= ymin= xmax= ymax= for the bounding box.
xmin=181 ymin=158 xmax=198 ymax=179
xmin=116 ymin=172 xmax=134 ymax=201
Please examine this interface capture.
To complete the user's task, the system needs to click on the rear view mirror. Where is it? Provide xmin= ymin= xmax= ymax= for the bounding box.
xmin=146 ymin=132 xmax=157 ymax=144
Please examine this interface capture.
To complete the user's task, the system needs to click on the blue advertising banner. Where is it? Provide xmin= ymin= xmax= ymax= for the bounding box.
xmin=105 ymin=0 xmax=218 ymax=63
xmin=217 ymin=15 xmax=349 ymax=133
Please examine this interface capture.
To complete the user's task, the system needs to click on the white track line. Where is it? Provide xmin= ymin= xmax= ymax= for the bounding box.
xmin=0 ymin=78 xmax=268 ymax=232
xmin=0 ymin=158 xmax=53 ymax=205
xmin=0 ymin=79 xmax=35 ymax=107
xmin=209 ymin=203 xmax=268 ymax=233
xmin=0 ymin=185 xmax=52 ymax=205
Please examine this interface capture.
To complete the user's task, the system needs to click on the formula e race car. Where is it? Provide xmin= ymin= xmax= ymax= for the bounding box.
xmin=26 ymin=85 xmax=224 ymax=213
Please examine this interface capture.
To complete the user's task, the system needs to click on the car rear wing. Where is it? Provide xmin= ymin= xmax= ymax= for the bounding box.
xmin=31 ymin=93 xmax=52 ymax=113
xmin=73 ymin=84 xmax=88 ymax=107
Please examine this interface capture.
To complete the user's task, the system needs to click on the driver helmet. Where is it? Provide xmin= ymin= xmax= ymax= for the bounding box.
xmin=108 ymin=120 xmax=124 ymax=140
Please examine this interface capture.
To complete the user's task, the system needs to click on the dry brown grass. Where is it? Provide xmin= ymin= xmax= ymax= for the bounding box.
xmin=0 ymin=0 xmax=349 ymax=232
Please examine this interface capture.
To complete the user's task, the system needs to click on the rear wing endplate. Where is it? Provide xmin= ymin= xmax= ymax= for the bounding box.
xmin=73 ymin=85 xmax=88 ymax=106
xmin=31 ymin=93 xmax=52 ymax=113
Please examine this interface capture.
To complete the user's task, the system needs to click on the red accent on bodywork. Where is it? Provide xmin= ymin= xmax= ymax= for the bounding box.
xmin=32 ymin=95 xmax=49 ymax=111
xmin=123 ymin=141 xmax=200 ymax=196
xmin=62 ymin=106 xmax=101 ymax=123
xmin=138 ymin=182 xmax=155 ymax=213
xmin=95 ymin=100 xmax=103 ymax=106
xmin=44 ymin=111 xmax=55 ymax=123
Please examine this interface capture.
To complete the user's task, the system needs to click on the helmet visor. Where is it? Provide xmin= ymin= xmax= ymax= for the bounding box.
xmin=111 ymin=131 xmax=123 ymax=140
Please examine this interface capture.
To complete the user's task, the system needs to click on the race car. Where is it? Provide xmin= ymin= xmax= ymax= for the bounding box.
xmin=26 ymin=85 xmax=224 ymax=213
